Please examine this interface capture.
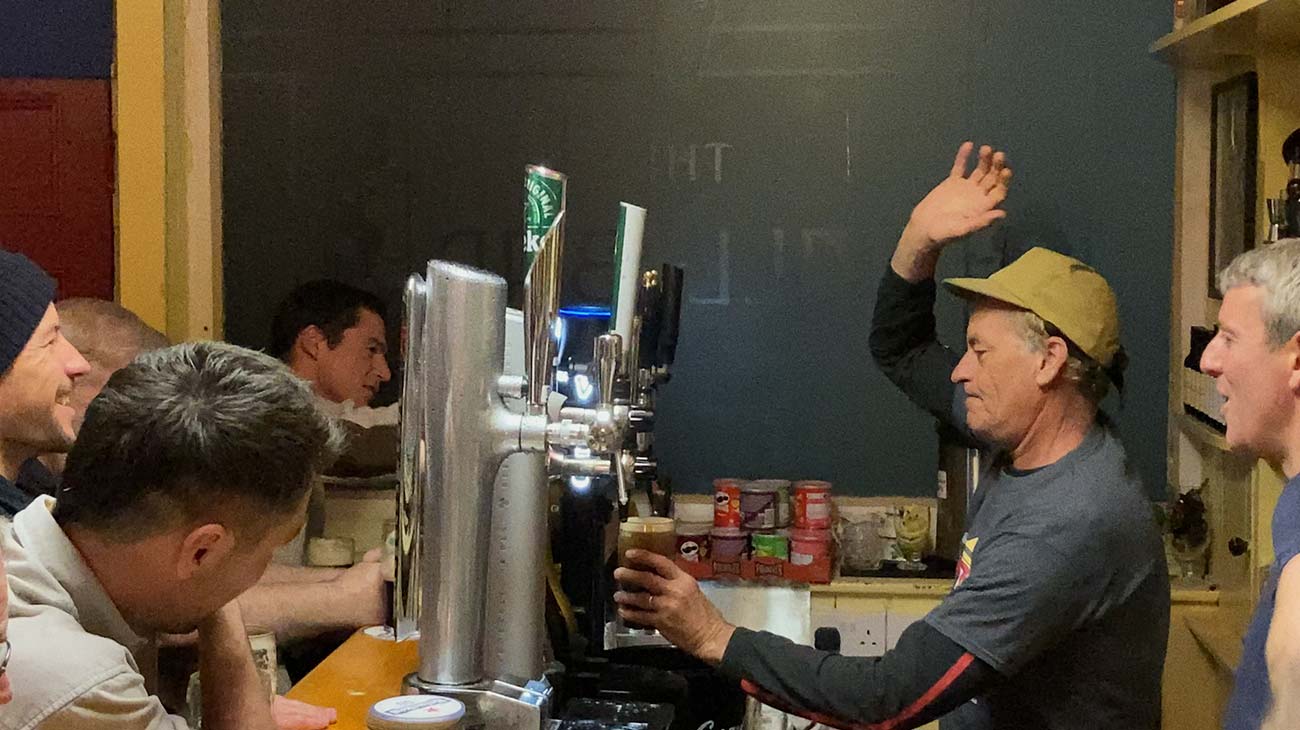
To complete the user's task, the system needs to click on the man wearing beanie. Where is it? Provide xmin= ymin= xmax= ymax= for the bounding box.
xmin=612 ymin=143 xmax=1168 ymax=729
xmin=0 ymin=250 xmax=90 ymax=519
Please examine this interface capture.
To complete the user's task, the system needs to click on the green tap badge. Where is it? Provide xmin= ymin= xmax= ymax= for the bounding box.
xmin=524 ymin=165 xmax=566 ymax=270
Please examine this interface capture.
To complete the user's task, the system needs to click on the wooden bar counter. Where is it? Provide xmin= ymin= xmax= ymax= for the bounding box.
xmin=286 ymin=630 xmax=419 ymax=730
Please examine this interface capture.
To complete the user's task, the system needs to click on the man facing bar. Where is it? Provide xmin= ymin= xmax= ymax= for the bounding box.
xmin=2 ymin=342 xmax=344 ymax=729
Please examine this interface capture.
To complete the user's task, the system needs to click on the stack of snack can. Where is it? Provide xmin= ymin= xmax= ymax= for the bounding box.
xmin=704 ymin=478 xmax=832 ymax=566
xmin=793 ymin=480 xmax=833 ymax=529
xmin=713 ymin=478 xmax=744 ymax=527
xmin=791 ymin=480 xmax=833 ymax=564
xmin=713 ymin=478 xmax=747 ymax=559
xmin=674 ymin=501 xmax=713 ymax=563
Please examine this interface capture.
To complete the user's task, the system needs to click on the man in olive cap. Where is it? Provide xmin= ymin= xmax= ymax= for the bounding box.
xmin=614 ymin=143 xmax=1168 ymax=729
xmin=0 ymin=250 xmax=90 ymax=518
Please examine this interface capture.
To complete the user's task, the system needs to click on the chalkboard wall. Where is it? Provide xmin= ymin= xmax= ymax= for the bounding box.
xmin=222 ymin=1 xmax=1174 ymax=497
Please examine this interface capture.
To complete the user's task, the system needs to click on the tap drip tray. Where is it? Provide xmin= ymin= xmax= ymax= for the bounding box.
xmin=555 ymin=698 xmax=675 ymax=730
xmin=560 ymin=651 xmax=745 ymax=730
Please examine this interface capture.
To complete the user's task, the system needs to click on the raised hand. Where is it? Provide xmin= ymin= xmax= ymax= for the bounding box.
xmin=909 ymin=142 xmax=1012 ymax=244
xmin=892 ymin=141 xmax=1013 ymax=282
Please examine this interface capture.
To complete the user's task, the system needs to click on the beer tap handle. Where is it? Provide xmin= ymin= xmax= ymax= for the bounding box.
xmin=656 ymin=265 xmax=684 ymax=374
xmin=586 ymin=334 xmax=623 ymax=455
xmin=614 ymin=449 xmax=631 ymax=506
xmin=594 ymin=333 xmax=621 ymax=409
xmin=637 ymin=271 xmax=661 ymax=372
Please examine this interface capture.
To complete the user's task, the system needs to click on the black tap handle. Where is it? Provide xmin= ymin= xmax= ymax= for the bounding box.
xmin=656 ymin=265 xmax=684 ymax=374
xmin=637 ymin=273 xmax=663 ymax=371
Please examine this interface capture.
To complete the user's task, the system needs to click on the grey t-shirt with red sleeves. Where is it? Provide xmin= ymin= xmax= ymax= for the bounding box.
xmin=870 ymin=267 xmax=1169 ymax=729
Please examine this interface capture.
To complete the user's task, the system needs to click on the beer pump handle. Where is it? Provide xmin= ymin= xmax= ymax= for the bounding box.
xmin=594 ymin=333 xmax=621 ymax=409
xmin=636 ymin=271 xmax=662 ymax=372
xmin=635 ymin=265 xmax=684 ymax=375
xmin=656 ymin=265 xmax=684 ymax=374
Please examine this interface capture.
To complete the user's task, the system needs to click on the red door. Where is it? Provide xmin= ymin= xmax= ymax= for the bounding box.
xmin=0 ymin=78 xmax=114 ymax=299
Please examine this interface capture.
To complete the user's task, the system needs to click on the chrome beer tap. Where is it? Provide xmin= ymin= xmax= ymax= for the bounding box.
xmin=394 ymin=166 xmax=674 ymax=729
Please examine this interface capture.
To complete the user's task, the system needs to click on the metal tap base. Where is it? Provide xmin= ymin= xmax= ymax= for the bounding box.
xmin=403 ymin=673 xmax=553 ymax=730
xmin=603 ymin=620 xmax=674 ymax=650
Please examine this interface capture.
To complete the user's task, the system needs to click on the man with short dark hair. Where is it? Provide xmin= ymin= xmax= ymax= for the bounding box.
xmin=0 ymin=251 xmax=91 ymax=518
xmin=2 ymin=341 xmax=344 ymax=729
xmin=271 ymin=280 xmax=391 ymax=408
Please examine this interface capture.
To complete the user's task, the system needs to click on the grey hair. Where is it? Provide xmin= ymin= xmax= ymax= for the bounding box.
xmin=55 ymin=341 xmax=346 ymax=540
xmin=56 ymin=298 xmax=170 ymax=367
xmin=1014 ymin=311 xmax=1111 ymax=405
xmin=1218 ymin=238 xmax=1300 ymax=347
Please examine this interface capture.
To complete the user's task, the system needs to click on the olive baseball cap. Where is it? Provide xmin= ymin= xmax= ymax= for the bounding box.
xmin=943 ymin=247 xmax=1121 ymax=367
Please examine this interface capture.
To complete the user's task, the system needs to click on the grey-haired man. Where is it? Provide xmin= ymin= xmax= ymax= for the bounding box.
xmin=1203 ymin=239 xmax=1300 ymax=730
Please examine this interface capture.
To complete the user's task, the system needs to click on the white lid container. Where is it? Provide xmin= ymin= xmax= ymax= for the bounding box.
xmin=366 ymin=695 xmax=466 ymax=730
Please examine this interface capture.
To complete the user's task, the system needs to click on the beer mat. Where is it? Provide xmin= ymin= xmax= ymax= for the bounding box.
xmin=362 ymin=625 xmax=420 ymax=642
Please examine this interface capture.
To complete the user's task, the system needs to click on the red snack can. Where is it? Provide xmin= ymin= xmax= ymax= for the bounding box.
xmin=713 ymin=478 xmax=745 ymax=528
xmin=793 ymin=480 xmax=833 ymax=530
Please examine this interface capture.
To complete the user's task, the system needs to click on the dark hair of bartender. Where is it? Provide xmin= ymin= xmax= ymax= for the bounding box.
xmin=269 ymin=280 xmax=387 ymax=361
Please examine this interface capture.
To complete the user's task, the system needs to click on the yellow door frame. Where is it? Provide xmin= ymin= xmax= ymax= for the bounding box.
xmin=114 ymin=0 xmax=223 ymax=342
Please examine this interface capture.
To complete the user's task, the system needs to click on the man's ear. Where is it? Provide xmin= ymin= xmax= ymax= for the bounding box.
xmin=1036 ymin=336 xmax=1070 ymax=387
xmin=175 ymin=523 xmax=235 ymax=581
xmin=296 ymin=325 xmax=328 ymax=361
xmin=1285 ymin=331 xmax=1300 ymax=394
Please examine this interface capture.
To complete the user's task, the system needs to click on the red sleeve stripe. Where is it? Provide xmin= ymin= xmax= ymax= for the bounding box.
xmin=739 ymin=651 xmax=977 ymax=730
xmin=867 ymin=651 xmax=975 ymax=730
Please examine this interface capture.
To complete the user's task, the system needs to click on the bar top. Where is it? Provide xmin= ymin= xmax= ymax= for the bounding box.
xmin=286 ymin=630 xmax=418 ymax=730
xmin=288 ymin=579 xmax=1217 ymax=730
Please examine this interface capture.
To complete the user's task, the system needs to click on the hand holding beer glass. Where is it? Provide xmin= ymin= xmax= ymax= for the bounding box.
xmin=617 ymin=517 xmax=676 ymax=630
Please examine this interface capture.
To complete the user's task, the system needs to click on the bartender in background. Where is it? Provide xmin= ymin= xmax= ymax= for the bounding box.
xmin=615 ymin=143 xmax=1169 ymax=729
xmin=271 ymin=280 xmax=399 ymax=486
xmin=271 ymin=280 xmax=396 ymax=426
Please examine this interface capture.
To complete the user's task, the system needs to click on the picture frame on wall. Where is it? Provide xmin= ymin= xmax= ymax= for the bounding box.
xmin=1208 ymin=71 xmax=1258 ymax=299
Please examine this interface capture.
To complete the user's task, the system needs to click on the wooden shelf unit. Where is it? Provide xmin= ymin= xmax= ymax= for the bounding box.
xmin=1151 ymin=0 xmax=1300 ymax=67
xmin=1153 ymin=4 xmax=1299 ymax=727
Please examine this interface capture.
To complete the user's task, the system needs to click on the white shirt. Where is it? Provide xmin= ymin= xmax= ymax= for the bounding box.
xmin=0 ymin=497 xmax=186 ymax=730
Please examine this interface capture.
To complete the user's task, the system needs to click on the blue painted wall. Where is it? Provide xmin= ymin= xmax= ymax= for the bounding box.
xmin=220 ymin=1 xmax=1176 ymax=498
xmin=0 ymin=0 xmax=113 ymax=78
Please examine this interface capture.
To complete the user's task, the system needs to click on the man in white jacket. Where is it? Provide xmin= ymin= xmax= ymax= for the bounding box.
xmin=1 ymin=342 xmax=343 ymax=730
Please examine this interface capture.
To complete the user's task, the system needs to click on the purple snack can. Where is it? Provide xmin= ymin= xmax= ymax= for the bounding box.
xmin=740 ymin=482 xmax=779 ymax=530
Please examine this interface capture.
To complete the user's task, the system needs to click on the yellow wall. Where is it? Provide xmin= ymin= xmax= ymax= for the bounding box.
xmin=114 ymin=2 xmax=168 ymax=334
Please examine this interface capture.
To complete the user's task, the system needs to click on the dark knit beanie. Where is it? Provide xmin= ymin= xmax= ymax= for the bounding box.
xmin=0 ymin=250 xmax=56 ymax=377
